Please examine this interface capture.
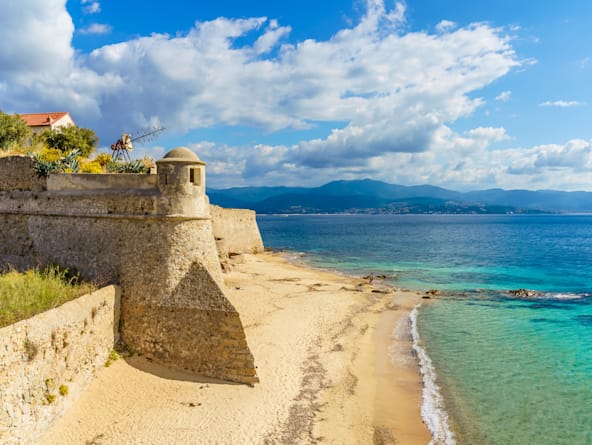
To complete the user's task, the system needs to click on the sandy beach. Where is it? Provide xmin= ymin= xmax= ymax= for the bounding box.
xmin=39 ymin=252 xmax=430 ymax=445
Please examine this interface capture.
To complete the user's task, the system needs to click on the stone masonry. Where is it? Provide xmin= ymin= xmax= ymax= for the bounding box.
xmin=0 ymin=148 xmax=260 ymax=385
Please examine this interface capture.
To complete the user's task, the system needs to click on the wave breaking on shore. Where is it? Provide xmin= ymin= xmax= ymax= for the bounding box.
xmin=410 ymin=304 xmax=456 ymax=445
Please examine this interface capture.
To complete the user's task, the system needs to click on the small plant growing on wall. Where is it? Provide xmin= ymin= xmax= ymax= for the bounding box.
xmin=59 ymin=384 xmax=69 ymax=396
xmin=105 ymin=349 xmax=120 ymax=367
xmin=23 ymin=337 xmax=38 ymax=361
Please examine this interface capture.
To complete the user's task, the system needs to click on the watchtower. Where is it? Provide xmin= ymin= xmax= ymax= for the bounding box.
xmin=156 ymin=147 xmax=208 ymax=216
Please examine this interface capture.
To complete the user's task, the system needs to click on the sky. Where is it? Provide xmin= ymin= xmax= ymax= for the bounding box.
xmin=1 ymin=0 xmax=591 ymax=191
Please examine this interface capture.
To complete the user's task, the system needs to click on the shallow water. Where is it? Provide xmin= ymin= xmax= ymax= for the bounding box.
xmin=258 ymin=214 xmax=592 ymax=444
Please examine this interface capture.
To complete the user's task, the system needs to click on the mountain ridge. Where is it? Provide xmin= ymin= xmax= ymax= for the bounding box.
xmin=208 ymin=179 xmax=592 ymax=214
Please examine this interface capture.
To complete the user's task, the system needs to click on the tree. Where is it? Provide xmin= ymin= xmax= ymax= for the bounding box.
xmin=0 ymin=111 xmax=32 ymax=150
xmin=36 ymin=125 xmax=98 ymax=158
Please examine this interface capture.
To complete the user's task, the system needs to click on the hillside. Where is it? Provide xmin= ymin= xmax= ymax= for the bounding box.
xmin=208 ymin=179 xmax=592 ymax=214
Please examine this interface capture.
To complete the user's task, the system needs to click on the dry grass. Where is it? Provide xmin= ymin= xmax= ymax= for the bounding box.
xmin=0 ymin=266 xmax=96 ymax=328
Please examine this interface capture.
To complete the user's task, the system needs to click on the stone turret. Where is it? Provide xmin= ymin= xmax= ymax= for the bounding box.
xmin=156 ymin=147 xmax=209 ymax=217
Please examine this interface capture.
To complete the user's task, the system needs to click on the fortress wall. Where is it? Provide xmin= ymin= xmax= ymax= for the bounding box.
xmin=120 ymin=220 xmax=255 ymax=383
xmin=47 ymin=173 xmax=157 ymax=191
xmin=0 ymin=210 xmax=255 ymax=384
xmin=0 ymin=153 xmax=258 ymax=385
xmin=0 ymin=286 xmax=120 ymax=445
xmin=210 ymin=205 xmax=264 ymax=257
xmin=0 ymin=156 xmax=46 ymax=192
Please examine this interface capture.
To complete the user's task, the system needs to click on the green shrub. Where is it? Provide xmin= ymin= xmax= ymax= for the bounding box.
xmin=0 ymin=112 xmax=31 ymax=150
xmin=80 ymin=160 xmax=103 ymax=174
xmin=94 ymin=153 xmax=112 ymax=166
xmin=35 ymin=126 xmax=98 ymax=158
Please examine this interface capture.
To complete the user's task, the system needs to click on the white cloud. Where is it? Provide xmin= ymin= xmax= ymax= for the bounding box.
xmin=539 ymin=100 xmax=584 ymax=108
xmin=82 ymin=1 xmax=101 ymax=14
xmin=496 ymin=90 xmax=511 ymax=102
xmin=436 ymin=20 xmax=456 ymax=33
xmin=3 ymin=0 xmax=551 ymax=189
xmin=0 ymin=0 xmax=74 ymax=77
xmin=179 ymin=130 xmax=592 ymax=192
xmin=79 ymin=23 xmax=112 ymax=35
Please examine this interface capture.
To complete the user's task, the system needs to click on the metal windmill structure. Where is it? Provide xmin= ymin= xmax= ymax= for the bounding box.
xmin=110 ymin=127 xmax=165 ymax=162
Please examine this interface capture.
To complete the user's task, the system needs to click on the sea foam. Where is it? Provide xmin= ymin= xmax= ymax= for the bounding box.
xmin=410 ymin=304 xmax=456 ymax=445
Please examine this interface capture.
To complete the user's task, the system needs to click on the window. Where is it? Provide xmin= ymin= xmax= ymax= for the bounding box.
xmin=189 ymin=168 xmax=201 ymax=186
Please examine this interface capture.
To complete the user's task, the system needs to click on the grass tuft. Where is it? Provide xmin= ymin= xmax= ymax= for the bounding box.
xmin=104 ymin=349 xmax=120 ymax=367
xmin=59 ymin=384 xmax=69 ymax=396
xmin=0 ymin=266 xmax=96 ymax=328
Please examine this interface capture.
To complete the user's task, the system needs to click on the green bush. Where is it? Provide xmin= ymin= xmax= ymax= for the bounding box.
xmin=0 ymin=112 xmax=31 ymax=150
xmin=35 ymin=126 xmax=98 ymax=158
xmin=80 ymin=160 xmax=103 ymax=173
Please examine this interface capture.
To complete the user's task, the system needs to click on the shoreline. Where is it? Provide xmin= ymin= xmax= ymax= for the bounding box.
xmin=40 ymin=252 xmax=431 ymax=444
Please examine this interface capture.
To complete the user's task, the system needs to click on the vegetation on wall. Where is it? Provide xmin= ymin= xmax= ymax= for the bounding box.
xmin=0 ymin=266 xmax=97 ymax=328
xmin=0 ymin=111 xmax=155 ymax=175
xmin=33 ymin=148 xmax=81 ymax=177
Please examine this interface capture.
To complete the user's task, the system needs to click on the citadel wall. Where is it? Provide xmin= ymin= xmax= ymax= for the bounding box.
xmin=210 ymin=204 xmax=264 ymax=258
xmin=0 ymin=150 xmax=259 ymax=386
xmin=0 ymin=286 xmax=119 ymax=444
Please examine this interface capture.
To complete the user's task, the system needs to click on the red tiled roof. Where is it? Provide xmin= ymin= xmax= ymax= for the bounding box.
xmin=19 ymin=112 xmax=71 ymax=127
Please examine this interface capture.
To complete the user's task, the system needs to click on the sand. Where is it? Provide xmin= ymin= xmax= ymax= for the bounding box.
xmin=39 ymin=252 xmax=431 ymax=445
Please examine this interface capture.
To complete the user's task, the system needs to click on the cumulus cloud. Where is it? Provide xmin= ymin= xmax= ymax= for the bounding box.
xmin=539 ymin=100 xmax=584 ymax=108
xmin=1 ymin=0 xmax=543 ymax=189
xmin=0 ymin=0 xmax=74 ymax=77
xmin=180 ymin=130 xmax=592 ymax=192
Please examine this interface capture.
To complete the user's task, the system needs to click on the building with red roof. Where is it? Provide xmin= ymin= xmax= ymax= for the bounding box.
xmin=19 ymin=112 xmax=76 ymax=134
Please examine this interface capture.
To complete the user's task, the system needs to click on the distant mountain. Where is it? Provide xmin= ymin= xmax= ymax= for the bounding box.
xmin=207 ymin=179 xmax=592 ymax=214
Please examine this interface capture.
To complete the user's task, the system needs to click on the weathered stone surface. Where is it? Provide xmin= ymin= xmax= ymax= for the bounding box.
xmin=0 ymin=156 xmax=46 ymax=192
xmin=210 ymin=205 xmax=264 ymax=259
xmin=0 ymin=150 xmax=259 ymax=388
xmin=0 ymin=286 xmax=120 ymax=445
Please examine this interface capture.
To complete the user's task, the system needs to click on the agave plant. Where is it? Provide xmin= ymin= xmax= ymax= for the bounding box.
xmin=106 ymin=159 xmax=149 ymax=174
xmin=33 ymin=149 xmax=81 ymax=177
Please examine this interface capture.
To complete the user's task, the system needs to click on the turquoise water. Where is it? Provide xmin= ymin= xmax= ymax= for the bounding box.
xmin=258 ymin=214 xmax=592 ymax=444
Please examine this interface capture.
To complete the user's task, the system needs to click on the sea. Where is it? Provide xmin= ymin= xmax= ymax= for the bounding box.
xmin=257 ymin=214 xmax=592 ymax=445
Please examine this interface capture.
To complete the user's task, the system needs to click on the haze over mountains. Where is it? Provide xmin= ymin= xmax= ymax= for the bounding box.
xmin=208 ymin=179 xmax=592 ymax=214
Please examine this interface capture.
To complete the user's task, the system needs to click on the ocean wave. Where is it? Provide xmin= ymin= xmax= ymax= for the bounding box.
xmin=410 ymin=304 xmax=456 ymax=445
xmin=503 ymin=289 xmax=590 ymax=300
xmin=542 ymin=292 xmax=590 ymax=300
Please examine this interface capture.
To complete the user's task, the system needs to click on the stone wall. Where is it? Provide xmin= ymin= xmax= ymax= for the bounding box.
xmin=0 ymin=156 xmax=46 ymax=192
xmin=210 ymin=205 xmax=264 ymax=257
xmin=0 ymin=286 xmax=120 ymax=445
xmin=0 ymin=152 xmax=258 ymax=386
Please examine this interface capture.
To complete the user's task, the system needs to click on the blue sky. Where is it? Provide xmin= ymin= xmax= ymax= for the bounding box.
xmin=1 ymin=1 xmax=591 ymax=190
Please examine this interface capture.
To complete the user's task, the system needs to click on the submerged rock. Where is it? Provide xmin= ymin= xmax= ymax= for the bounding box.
xmin=508 ymin=288 xmax=543 ymax=298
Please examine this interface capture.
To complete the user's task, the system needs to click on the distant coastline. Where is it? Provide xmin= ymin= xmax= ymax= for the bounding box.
xmin=209 ymin=178 xmax=592 ymax=215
